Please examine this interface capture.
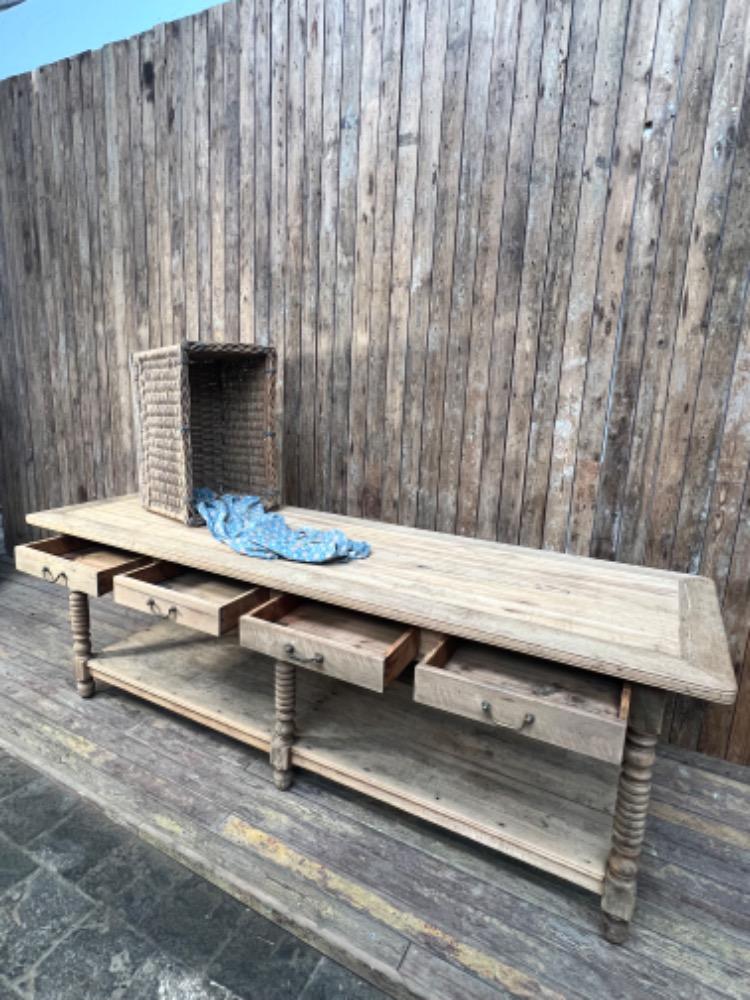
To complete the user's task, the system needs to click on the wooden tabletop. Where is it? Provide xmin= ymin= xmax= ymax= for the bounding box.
xmin=27 ymin=495 xmax=736 ymax=704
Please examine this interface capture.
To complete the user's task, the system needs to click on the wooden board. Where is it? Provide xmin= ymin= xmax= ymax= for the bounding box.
xmin=113 ymin=562 xmax=268 ymax=635
xmin=240 ymin=595 xmax=418 ymax=691
xmin=27 ymin=495 xmax=736 ymax=703
xmin=14 ymin=535 xmax=147 ymax=596
xmin=88 ymin=621 xmax=618 ymax=893
xmin=414 ymin=640 xmax=627 ymax=764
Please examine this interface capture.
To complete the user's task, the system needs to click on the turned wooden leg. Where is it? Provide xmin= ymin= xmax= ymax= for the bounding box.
xmin=271 ymin=660 xmax=296 ymax=790
xmin=602 ymin=686 xmax=665 ymax=943
xmin=69 ymin=590 xmax=95 ymax=698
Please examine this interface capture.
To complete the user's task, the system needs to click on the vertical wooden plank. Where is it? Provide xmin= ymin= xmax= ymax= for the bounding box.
xmin=517 ymin=0 xmax=602 ymax=549
xmin=194 ymin=12 xmax=212 ymax=340
xmin=128 ymin=37 xmax=150 ymax=356
xmin=167 ymin=21 xmax=185 ymax=343
xmin=672 ymin=40 xmax=750 ymax=573
xmin=68 ymin=55 xmax=100 ymax=502
xmin=672 ymin=80 xmax=750 ymax=579
xmin=45 ymin=61 xmax=79 ymax=502
xmin=80 ymin=50 xmax=114 ymax=494
xmin=114 ymin=41 xmax=138 ymax=486
xmin=668 ymin=45 xmax=750 ymax=751
xmin=347 ymin=0 xmax=385 ymax=516
xmin=0 ymin=82 xmax=19 ymax=541
xmin=284 ymin=0 xmax=306 ymax=503
xmin=140 ymin=30 xmax=161 ymax=348
xmin=714 ymin=470 xmax=750 ymax=760
xmin=27 ymin=69 xmax=63 ymax=512
xmin=700 ymin=298 xmax=750 ymax=599
xmin=397 ymin=0 xmax=450 ymax=526
xmin=314 ymin=0 xmax=343 ymax=510
xmin=566 ymin=0 xmax=661 ymax=557
xmin=100 ymin=45 xmax=127 ymax=489
xmin=590 ymin=0 xmax=691 ymax=561
xmin=239 ymin=0 xmax=256 ymax=343
xmin=299 ymin=0 xmax=324 ymax=506
xmin=434 ymin=0 xmax=497 ymax=535
xmin=0 ymin=77 xmax=37 ymax=532
xmin=616 ymin=0 xmax=726 ymax=564
xmin=727 ymin=631 xmax=750 ymax=764
xmin=380 ymin=0 xmax=428 ymax=525
xmin=92 ymin=49 xmax=118 ymax=495
xmin=415 ymin=0 xmax=473 ymax=531
xmin=11 ymin=74 xmax=47 ymax=521
xmin=271 ymin=0 xmax=289 ymax=494
xmin=224 ymin=1 xmax=242 ymax=343
xmin=329 ymin=0 xmax=363 ymax=513
xmin=474 ymin=0 xmax=545 ymax=540
xmin=254 ymin=0 xmax=272 ymax=347
xmin=645 ymin=0 xmax=748 ymax=569
xmin=209 ymin=5 xmax=226 ymax=340
xmin=497 ymin=0 xmax=572 ymax=545
xmin=182 ymin=18 xmax=199 ymax=342
xmin=453 ymin=0 xmax=520 ymax=537
xmin=154 ymin=23 xmax=173 ymax=346
xmin=361 ymin=0 xmax=404 ymax=520
xmin=542 ymin=0 xmax=631 ymax=551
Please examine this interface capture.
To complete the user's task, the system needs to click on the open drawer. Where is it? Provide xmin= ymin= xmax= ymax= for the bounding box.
xmin=114 ymin=562 xmax=269 ymax=636
xmin=239 ymin=594 xmax=419 ymax=692
xmin=15 ymin=536 xmax=147 ymax=596
xmin=414 ymin=638 xmax=630 ymax=764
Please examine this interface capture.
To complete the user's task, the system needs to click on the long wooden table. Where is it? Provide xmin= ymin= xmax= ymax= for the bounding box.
xmin=18 ymin=494 xmax=737 ymax=943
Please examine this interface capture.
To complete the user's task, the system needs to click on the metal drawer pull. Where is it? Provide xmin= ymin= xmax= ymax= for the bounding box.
xmin=42 ymin=566 xmax=68 ymax=585
xmin=283 ymin=643 xmax=324 ymax=666
xmin=481 ymin=700 xmax=535 ymax=731
xmin=146 ymin=597 xmax=178 ymax=620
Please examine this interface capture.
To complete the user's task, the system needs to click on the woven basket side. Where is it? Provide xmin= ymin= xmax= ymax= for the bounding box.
xmin=134 ymin=348 xmax=193 ymax=523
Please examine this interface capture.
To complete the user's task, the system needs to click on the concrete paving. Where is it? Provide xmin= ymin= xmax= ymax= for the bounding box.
xmin=0 ymin=749 xmax=387 ymax=1000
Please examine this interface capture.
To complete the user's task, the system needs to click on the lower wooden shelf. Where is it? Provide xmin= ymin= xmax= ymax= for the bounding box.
xmin=88 ymin=621 xmax=618 ymax=894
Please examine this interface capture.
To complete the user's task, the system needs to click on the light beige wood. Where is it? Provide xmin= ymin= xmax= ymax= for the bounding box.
xmin=114 ymin=561 xmax=268 ymax=636
xmin=415 ymin=640 xmax=627 ymax=764
xmin=241 ymin=596 xmax=418 ymax=693
xmin=14 ymin=535 xmax=146 ymax=596
xmin=88 ymin=621 xmax=618 ymax=894
xmin=26 ymin=496 xmax=737 ymax=703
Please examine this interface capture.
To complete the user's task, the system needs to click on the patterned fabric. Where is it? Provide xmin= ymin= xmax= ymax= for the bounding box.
xmin=194 ymin=490 xmax=371 ymax=563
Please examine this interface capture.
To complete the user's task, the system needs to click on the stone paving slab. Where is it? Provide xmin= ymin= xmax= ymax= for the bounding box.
xmin=0 ymin=749 xmax=387 ymax=1000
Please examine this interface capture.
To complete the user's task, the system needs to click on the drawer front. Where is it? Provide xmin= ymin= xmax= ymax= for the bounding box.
xmin=114 ymin=563 xmax=268 ymax=636
xmin=15 ymin=537 xmax=146 ymax=596
xmin=240 ymin=597 xmax=418 ymax=692
xmin=414 ymin=648 xmax=628 ymax=765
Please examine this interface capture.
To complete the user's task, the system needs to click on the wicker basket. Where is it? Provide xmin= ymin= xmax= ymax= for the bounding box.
xmin=131 ymin=342 xmax=281 ymax=525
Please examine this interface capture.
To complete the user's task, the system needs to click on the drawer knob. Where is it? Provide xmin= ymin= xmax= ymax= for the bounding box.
xmin=41 ymin=566 xmax=68 ymax=585
xmin=480 ymin=700 xmax=536 ymax=731
xmin=146 ymin=598 xmax=178 ymax=620
xmin=283 ymin=643 xmax=324 ymax=667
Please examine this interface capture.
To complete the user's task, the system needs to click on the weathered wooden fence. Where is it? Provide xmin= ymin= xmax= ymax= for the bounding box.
xmin=0 ymin=0 xmax=749 ymax=762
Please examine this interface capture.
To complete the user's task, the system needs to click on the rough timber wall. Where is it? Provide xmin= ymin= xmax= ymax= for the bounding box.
xmin=0 ymin=0 xmax=749 ymax=761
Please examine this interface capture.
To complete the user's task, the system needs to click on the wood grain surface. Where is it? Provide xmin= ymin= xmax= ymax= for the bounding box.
xmin=24 ymin=494 xmax=736 ymax=703
xmin=0 ymin=0 xmax=749 ymax=759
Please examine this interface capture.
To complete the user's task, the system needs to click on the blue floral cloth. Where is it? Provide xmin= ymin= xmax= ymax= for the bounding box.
xmin=194 ymin=490 xmax=371 ymax=563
